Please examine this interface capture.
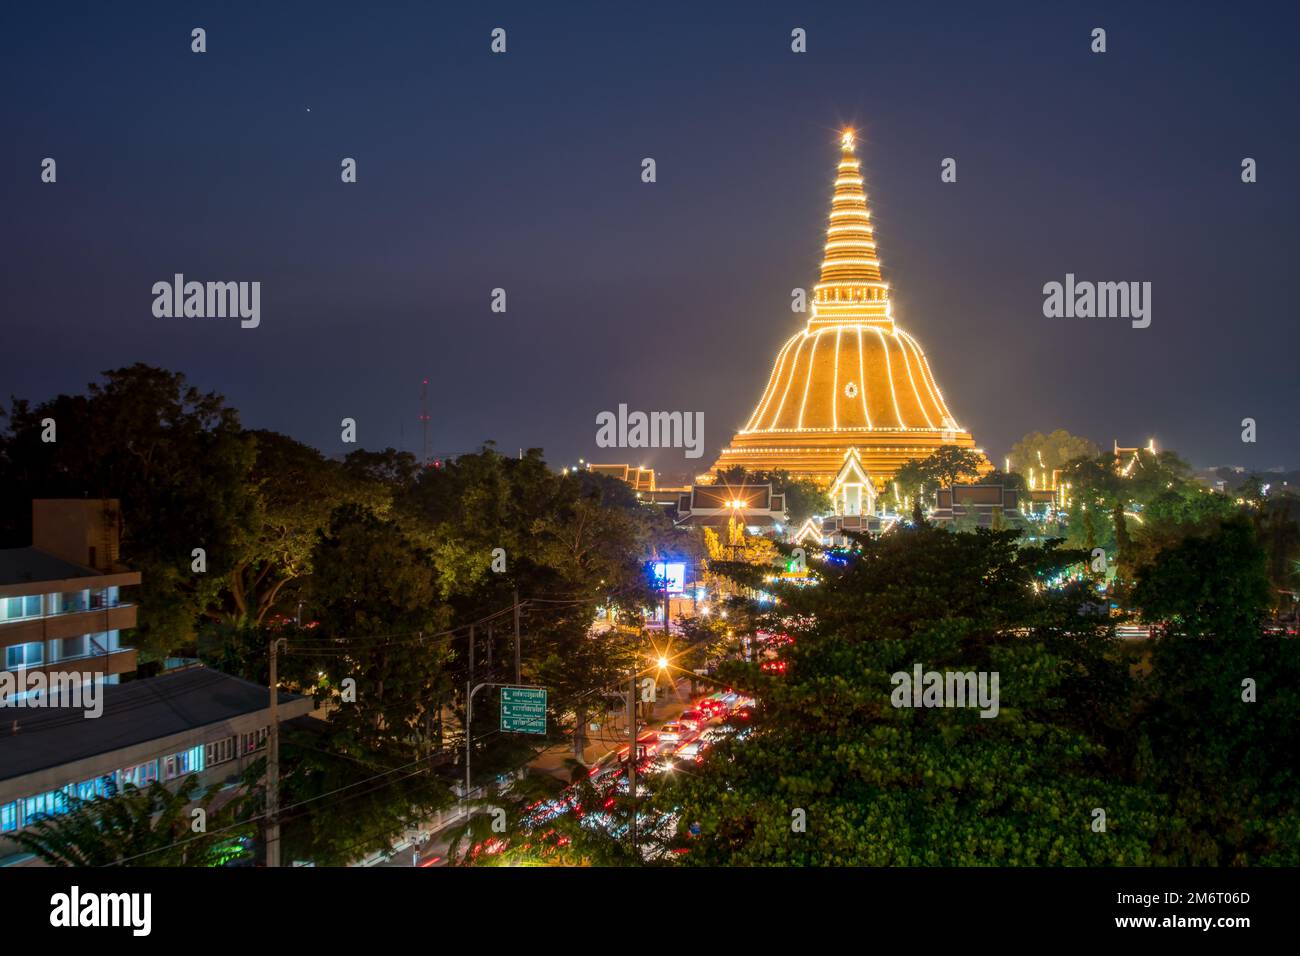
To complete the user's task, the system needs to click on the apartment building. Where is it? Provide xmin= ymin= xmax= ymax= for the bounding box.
xmin=0 ymin=665 xmax=314 ymax=864
xmin=0 ymin=500 xmax=140 ymax=700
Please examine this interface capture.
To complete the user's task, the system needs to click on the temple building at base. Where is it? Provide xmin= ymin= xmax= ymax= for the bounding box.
xmin=714 ymin=130 xmax=985 ymax=489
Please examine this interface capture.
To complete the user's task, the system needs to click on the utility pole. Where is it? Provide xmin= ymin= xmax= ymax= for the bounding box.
xmin=626 ymin=670 xmax=637 ymax=851
xmin=513 ymin=590 xmax=521 ymax=684
xmin=663 ymin=567 xmax=671 ymax=639
xmin=464 ymin=679 xmax=473 ymax=802
xmin=267 ymin=636 xmax=285 ymax=868
xmin=468 ymin=623 xmax=475 ymax=687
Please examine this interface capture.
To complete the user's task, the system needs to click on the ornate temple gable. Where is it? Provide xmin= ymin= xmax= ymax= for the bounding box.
xmin=829 ymin=447 xmax=877 ymax=516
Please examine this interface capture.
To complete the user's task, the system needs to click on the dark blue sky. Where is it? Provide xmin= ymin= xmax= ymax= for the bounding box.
xmin=3 ymin=1 xmax=1297 ymax=478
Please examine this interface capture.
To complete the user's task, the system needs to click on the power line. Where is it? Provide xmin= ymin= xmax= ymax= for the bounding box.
xmin=31 ymin=591 xmax=672 ymax=864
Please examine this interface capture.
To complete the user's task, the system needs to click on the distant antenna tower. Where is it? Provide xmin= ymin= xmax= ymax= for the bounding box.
xmin=419 ymin=378 xmax=431 ymax=465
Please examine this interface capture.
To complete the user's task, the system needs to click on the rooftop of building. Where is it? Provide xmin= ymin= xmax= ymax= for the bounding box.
xmin=0 ymin=547 xmax=102 ymax=587
xmin=0 ymin=666 xmax=310 ymax=782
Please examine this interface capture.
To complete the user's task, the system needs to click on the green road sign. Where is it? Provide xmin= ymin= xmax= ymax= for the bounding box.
xmin=500 ymin=686 xmax=547 ymax=734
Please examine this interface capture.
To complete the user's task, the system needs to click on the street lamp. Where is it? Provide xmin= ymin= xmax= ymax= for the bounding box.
xmin=726 ymin=496 xmax=746 ymax=559
xmin=627 ymin=651 xmax=672 ymax=854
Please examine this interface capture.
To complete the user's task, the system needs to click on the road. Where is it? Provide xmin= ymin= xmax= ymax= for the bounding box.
xmin=374 ymin=677 xmax=706 ymax=867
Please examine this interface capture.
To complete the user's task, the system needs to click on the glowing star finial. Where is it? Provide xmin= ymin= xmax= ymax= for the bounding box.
xmin=841 ymin=129 xmax=856 ymax=151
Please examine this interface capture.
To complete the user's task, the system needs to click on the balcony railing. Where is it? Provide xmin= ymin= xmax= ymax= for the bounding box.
xmin=0 ymin=600 xmax=133 ymax=625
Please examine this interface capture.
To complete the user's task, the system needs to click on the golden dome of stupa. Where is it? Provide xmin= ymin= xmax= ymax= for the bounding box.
xmin=714 ymin=130 xmax=982 ymax=487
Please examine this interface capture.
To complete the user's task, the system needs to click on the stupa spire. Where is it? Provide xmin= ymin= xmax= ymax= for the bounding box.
xmin=713 ymin=128 xmax=983 ymax=487
xmin=811 ymin=128 xmax=892 ymax=329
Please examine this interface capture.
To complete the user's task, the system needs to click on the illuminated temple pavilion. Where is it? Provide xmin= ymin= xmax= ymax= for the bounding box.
xmin=714 ymin=130 xmax=984 ymax=489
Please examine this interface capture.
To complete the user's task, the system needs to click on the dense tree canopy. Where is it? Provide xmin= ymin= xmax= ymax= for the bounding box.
xmin=892 ymin=446 xmax=987 ymax=512
xmin=0 ymin=365 xmax=258 ymax=657
xmin=1010 ymin=429 xmax=1101 ymax=475
xmin=657 ymin=525 xmax=1161 ymax=864
xmin=654 ymin=508 xmax=1300 ymax=866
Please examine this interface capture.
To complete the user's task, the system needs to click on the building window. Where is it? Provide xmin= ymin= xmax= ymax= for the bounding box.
xmin=75 ymin=777 xmax=110 ymax=801
xmin=89 ymin=587 xmax=118 ymax=610
xmin=120 ymin=760 xmax=158 ymax=788
xmin=1 ymin=595 xmax=41 ymax=621
xmin=206 ymin=736 xmax=237 ymax=767
xmin=242 ymin=728 xmax=269 ymax=755
xmin=5 ymin=642 xmax=44 ymax=669
xmin=54 ymin=591 xmax=90 ymax=614
xmin=1 ymin=802 xmax=16 ymax=833
xmin=22 ymin=789 xmax=66 ymax=825
xmin=163 ymin=745 xmax=206 ymax=781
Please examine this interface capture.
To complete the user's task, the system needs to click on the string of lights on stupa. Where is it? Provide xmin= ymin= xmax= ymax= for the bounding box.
xmin=739 ymin=131 xmax=958 ymax=436
xmin=712 ymin=128 xmax=985 ymax=485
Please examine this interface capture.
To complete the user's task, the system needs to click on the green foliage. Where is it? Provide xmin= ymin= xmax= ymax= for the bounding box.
xmin=13 ymin=775 xmax=254 ymax=867
xmin=398 ymin=447 xmax=665 ymax=742
xmin=658 ymin=526 xmax=1162 ymax=865
xmin=711 ymin=467 xmax=830 ymax=523
xmin=342 ymin=447 xmax=421 ymax=492
xmin=1010 ymin=429 xmax=1100 ymax=475
xmin=658 ymin=515 xmax=1300 ymax=866
xmin=445 ymin=764 xmax=641 ymax=867
xmin=216 ymin=430 xmax=390 ymax=629
xmin=0 ymin=365 xmax=259 ymax=658
xmin=1132 ymin=519 xmax=1300 ymax=863
xmin=277 ymin=504 xmax=456 ymax=865
xmin=921 ymin=446 xmax=986 ymax=489
xmin=893 ymin=458 xmax=927 ymax=510
xmin=982 ymin=469 xmax=1027 ymax=491
xmin=894 ymin=447 xmax=986 ymax=514
xmin=1132 ymin=516 xmax=1271 ymax=637
xmin=1254 ymin=497 xmax=1300 ymax=604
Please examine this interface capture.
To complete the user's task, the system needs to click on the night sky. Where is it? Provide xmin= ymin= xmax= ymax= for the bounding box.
xmin=4 ymin=1 xmax=1297 ymax=478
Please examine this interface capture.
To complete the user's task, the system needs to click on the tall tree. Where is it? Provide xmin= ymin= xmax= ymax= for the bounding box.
xmin=278 ymin=503 xmax=455 ymax=865
xmin=919 ymin=445 xmax=986 ymax=489
xmin=1010 ymin=429 xmax=1100 ymax=476
xmin=0 ymin=365 xmax=258 ymax=657
xmin=214 ymin=430 xmax=389 ymax=629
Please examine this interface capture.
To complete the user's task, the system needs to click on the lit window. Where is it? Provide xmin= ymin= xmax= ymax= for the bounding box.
xmin=55 ymin=591 xmax=89 ymax=614
xmin=5 ymin=642 xmax=44 ymax=669
xmin=206 ymin=736 xmax=236 ymax=767
xmin=1 ymin=596 xmax=41 ymax=621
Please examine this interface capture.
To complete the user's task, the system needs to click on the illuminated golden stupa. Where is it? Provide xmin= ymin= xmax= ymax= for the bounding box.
xmin=714 ymin=130 xmax=982 ymax=488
